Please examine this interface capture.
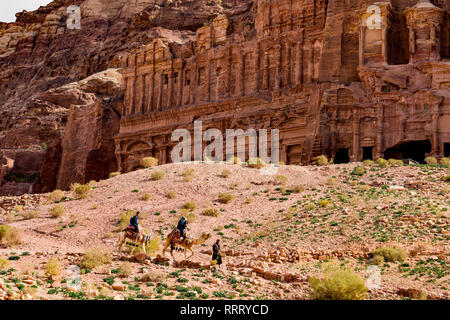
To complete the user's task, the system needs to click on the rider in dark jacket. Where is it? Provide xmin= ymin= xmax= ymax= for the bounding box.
xmin=177 ymin=216 xmax=188 ymax=240
xmin=129 ymin=211 xmax=140 ymax=233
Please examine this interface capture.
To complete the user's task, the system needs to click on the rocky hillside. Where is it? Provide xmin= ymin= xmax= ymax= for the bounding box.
xmin=0 ymin=0 xmax=254 ymax=195
xmin=0 ymin=161 xmax=448 ymax=300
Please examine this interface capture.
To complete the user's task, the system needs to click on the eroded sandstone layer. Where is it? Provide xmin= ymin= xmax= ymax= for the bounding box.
xmin=0 ymin=0 xmax=449 ymax=194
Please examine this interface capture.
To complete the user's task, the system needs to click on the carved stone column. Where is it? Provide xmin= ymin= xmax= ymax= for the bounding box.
xmin=405 ymin=0 xmax=444 ymax=63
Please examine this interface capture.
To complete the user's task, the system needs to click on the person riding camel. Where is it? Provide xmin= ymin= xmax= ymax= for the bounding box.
xmin=129 ymin=211 xmax=140 ymax=234
xmin=176 ymin=216 xmax=188 ymax=240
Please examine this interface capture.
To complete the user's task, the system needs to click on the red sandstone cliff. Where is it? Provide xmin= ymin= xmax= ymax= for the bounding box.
xmin=0 ymin=0 xmax=251 ymax=194
xmin=1 ymin=0 xmax=449 ymax=195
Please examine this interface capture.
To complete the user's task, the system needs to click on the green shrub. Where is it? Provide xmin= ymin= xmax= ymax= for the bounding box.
xmin=80 ymin=247 xmax=112 ymax=270
xmin=424 ymin=156 xmax=437 ymax=165
xmin=351 ymin=166 xmax=366 ymax=176
xmin=218 ymin=193 xmax=234 ymax=204
xmin=140 ymin=157 xmax=158 ymax=168
xmin=373 ymin=246 xmax=407 ymax=262
xmin=316 ymin=155 xmax=329 ymax=166
xmin=47 ymin=190 xmax=65 ymax=203
xmin=50 ymin=204 xmax=65 ymax=218
xmin=109 ymin=172 xmax=121 ymax=178
xmin=443 ymin=175 xmax=450 ymax=183
xmin=246 ymin=157 xmax=265 ymax=169
xmin=362 ymin=159 xmax=374 ymax=166
xmin=202 ymin=208 xmax=220 ymax=217
xmin=309 ymin=264 xmax=367 ymax=300
xmin=151 ymin=171 xmax=166 ymax=181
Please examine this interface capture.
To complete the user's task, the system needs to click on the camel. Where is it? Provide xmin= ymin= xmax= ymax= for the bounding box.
xmin=162 ymin=230 xmax=211 ymax=261
xmin=118 ymin=229 xmax=154 ymax=255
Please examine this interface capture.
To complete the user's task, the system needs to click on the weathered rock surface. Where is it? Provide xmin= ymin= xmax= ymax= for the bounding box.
xmin=1 ymin=0 xmax=449 ymax=194
xmin=0 ymin=0 xmax=229 ymax=194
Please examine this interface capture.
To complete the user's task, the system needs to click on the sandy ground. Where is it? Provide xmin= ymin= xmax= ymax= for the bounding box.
xmin=0 ymin=161 xmax=449 ymax=300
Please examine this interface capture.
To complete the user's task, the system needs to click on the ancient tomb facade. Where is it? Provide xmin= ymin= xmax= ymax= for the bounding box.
xmin=117 ymin=0 xmax=450 ymax=171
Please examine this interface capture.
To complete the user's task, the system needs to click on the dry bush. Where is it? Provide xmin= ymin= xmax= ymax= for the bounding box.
xmin=0 ymin=257 xmax=9 ymax=269
xmin=146 ymin=237 xmax=161 ymax=257
xmin=50 ymin=204 xmax=65 ymax=218
xmin=243 ymin=222 xmax=277 ymax=240
xmin=141 ymin=270 xmax=166 ymax=283
xmin=290 ymin=185 xmax=306 ymax=193
xmin=141 ymin=193 xmax=151 ymax=201
xmin=0 ymin=225 xmax=21 ymax=247
xmin=167 ymin=191 xmax=177 ymax=199
xmin=376 ymin=158 xmax=389 ymax=168
xmin=202 ymin=208 xmax=220 ymax=217
xmin=182 ymin=168 xmax=195 ymax=181
xmin=351 ymin=166 xmax=366 ymax=176
xmin=21 ymin=210 xmax=40 ymax=220
xmin=327 ymin=177 xmax=336 ymax=185
xmin=424 ymin=156 xmax=438 ymax=165
xmin=362 ymin=159 xmax=374 ymax=166
xmin=221 ymin=169 xmax=231 ymax=178
xmin=118 ymin=262 xmax=133 ymax=278
xmin=444 ymin=175 xmax=450 ymax=183
xmin=6 ymin=212 xmax=15 ymax=223
xmin=388 ymin=159 xmax=403 ymax=167
xmin=183 ymin=201 xmax=197 ymax=211
xmin=140 ymin=157 xmax=159 ymax=168
xmin=218 ymin=193 xmax=234 ymax=204
xmin=47 ymin=190 xmax=64 ymax=203
xmin=320 ymin=200 xmax=330 ymax=207
xmin=246 ymin=157 xmax=265 ymax=169
xmin=274 ymin=175 xmax=288 ymax=185
xmin=174 ymin=211 xmax=197 ymax=225
xmin=80 ymin=247 xmax=112 ymax=270
xmin=13 ymin=205 xmax=23 ymax=213
xmin=73 ymin=184 xmax=92 ymax=199
xmin=440 ymin=157 xmax=450 ymax=167
xmin=109 ymin=172 xmax=121 ymax=178
xmin=245 ymin=198 xmax=253 ymax=204
xmin=316 ymin=155 xmax=329 ymax=166
xmin=45 ymin=257 xmax=62 ymax=276
xmin=116 ymin=210 xmax=137 ymax=231
xmin=151 ymin=170 xmax=166 ymax=181
xmin=228 ymin=156 xmax=242 ymax=164
xmin=309 ymin=262 xmax=367 ymax=300
xmin=373 ymin=246 xmax=407 ymax=262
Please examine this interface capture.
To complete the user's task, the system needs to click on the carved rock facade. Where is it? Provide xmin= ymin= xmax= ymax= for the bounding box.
xmin=117 ymin=0 xmax=450 ymax=171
